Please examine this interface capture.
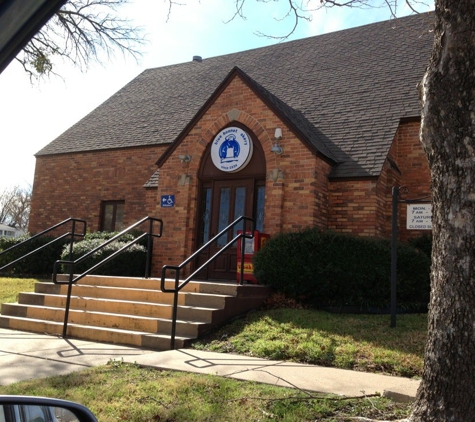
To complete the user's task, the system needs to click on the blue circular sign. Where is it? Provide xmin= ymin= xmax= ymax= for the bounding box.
xmin=211 ymin=127 xmax=253 ymax=173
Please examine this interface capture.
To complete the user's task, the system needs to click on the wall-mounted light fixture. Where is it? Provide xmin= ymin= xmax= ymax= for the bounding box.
xmin=179 ymin=154 xmax=191 ymax=163
xmin=270 ymin=128 xmax=283 ymax=155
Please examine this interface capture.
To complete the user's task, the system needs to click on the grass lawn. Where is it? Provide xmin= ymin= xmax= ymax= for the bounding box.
xmin=0 ymin=277 xmax=39 ymax=304
xmin=0 ymin=278 xmax=427 ymax=421
xmin=192 ymin=306 xmax=427 ymax=378
xmin=0 ymin=360 xmax=413 ymax=421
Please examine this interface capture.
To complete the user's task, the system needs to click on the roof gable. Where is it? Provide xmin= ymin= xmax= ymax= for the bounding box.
xmin=36 ymin=12 xmax=434 ymax=178
xmin=156 ymin=66 xmax=340 ymax=167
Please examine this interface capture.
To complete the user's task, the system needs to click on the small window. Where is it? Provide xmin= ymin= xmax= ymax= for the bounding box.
xmin=101 ymin=201 xmax=125 ymax=232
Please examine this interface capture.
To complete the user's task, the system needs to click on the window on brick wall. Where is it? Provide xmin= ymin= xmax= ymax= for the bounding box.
xmin=101 ymin=201 xmax=125 ymax=232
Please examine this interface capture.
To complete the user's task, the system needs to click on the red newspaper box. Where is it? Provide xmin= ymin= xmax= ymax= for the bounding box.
xmin=236 ymin=230 xmax=270 ymax=284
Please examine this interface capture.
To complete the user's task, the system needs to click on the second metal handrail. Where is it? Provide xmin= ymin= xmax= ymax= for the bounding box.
xmin=161 ymin=216 xmax=255 ymax=349
xmin=0 ymin=218 xmax=87 ymax=274
xmin=53 ymin=216 xmax=163 ymax=337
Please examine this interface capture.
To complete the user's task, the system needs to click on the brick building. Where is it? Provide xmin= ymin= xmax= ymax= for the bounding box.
xmin=29 ymin=13 xmax=433 ymax=280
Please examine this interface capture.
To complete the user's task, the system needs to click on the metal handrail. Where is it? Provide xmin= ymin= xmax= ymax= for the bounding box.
xmin=0 ymin=218 xmax=87 ymax=273
xmin=53 ymin=216 xmax=163 ymax=337
xmin=161 ymin=215 xmax=255 ymax=350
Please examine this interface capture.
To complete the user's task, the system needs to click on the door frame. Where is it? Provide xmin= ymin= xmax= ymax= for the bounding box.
xmin=194 ymin=123 xmax=266 ymax=280
xmin=207 ymin=179 xmax=255 ymax=280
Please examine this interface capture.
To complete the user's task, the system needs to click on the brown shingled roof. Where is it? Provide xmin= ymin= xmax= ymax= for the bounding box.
xmin=36 ymin=12 xmax=434 ymax=178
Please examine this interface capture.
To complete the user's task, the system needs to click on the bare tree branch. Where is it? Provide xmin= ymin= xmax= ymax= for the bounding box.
xmin=221 ymin=0 xmax=430 ymax=40
xmin=0 ymin=186 xmax=31 ymax=230
xmin=16 ymin=0 xmax=145 ymax=80
xmin=165 ymin=0 xmax=187 ymax=22
xmin=254 ymin=0 xmax=313 ymax=40
xmin=321 ymin=0 xmax=372 ymax=7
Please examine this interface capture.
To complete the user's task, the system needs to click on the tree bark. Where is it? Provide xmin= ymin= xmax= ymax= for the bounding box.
xmin=411 ymin=1 xmax=475 ymax=420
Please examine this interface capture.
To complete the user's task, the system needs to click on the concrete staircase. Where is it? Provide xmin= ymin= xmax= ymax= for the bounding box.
xmin=0 ymin=275 xmax=271 ymax=350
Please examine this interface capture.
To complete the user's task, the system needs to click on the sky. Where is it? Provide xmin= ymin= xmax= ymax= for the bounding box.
xmin=0 ymin=0 xmax=434 ymax=193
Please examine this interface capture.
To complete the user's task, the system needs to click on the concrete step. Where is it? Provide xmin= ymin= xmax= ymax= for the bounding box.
xmin=35 ymin=282 xmax=232 ymax=309
xmin=18 ymin=292 xmax=219 ymax=323
xmin=0 ymin=315 xmax=187 ymax=350
xmin=2 ymin=303 xmax=207 ymax=338
xmin=57 ymin=275 xmax=247 ymax=296
xmin=1 ymin=275 xmax=271 ymax=350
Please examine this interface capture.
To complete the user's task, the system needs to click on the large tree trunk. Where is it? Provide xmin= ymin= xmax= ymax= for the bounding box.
xmin=410 ymin=1 xmax=475 ymax=420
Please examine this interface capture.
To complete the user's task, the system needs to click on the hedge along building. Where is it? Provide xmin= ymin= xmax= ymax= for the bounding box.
xmin=29 ymin=12 xmax=433 ymax=280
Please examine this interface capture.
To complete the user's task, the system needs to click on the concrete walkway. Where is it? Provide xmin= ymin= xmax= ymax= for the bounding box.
xmin=0 ymin=328 xmax=419 ymax=402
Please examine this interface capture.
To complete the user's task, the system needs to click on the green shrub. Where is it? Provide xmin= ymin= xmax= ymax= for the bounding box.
xmin=253 ymin=228 xmax=430 ymax=311
xmin=0 ymin=235 xmax=67 ymax=277
xmin=409 ymin=234 xmax=432 ymax=259
xmin=60 ymin=232 xmax=147 ymax=277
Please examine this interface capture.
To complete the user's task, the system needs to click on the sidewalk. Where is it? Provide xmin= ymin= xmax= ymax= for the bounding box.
xmin=0 ymin=328 xmax=419 ymax=402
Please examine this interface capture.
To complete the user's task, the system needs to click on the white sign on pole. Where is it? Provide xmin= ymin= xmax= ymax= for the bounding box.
xmin=407 ymin=204 xmax=432 ymax=230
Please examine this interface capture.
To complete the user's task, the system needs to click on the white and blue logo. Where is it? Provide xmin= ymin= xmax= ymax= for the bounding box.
xmin=211 ymin=127 xmax=253 ymax=173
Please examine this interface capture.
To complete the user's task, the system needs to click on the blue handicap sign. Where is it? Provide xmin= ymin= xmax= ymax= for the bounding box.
xmin=161 ymin=195 xmax=175 ymax=208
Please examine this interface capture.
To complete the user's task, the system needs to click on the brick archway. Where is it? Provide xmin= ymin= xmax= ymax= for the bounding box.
xmin=193 ymin=114 xmax=267 ymax=280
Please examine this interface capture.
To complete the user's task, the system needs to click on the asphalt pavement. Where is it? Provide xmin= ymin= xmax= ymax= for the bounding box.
xmin=0 ymin=328 xmax=419 ymax=403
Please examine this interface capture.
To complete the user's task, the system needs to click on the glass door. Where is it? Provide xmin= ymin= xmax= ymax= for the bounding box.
xmin=196 ymin=179 xmax=257 ymax=280
xmin=208 ymin=179 xmax=254 ymax=280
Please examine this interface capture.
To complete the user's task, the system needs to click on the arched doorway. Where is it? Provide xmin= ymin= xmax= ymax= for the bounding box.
xmin=195 ymin=124 xmax=266 ymax=280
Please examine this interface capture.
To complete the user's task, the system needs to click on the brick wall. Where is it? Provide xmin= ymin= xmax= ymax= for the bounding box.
xmin=29 ymin=145 xmax=165 ymax=234
xmin=327 ymin=178 xmax=381 ymax=236
xmin=326 ymin=120 xmax=430 ymax=240
xmin=387 ymin=120 xmax=431 ymax=241
xmin=151 ymin=75 xmax=332 ymax=272
xmin=376 ymin=152 xmax=401 ymax=238
xmin=29 ymin=81 xmax=430 ymax=278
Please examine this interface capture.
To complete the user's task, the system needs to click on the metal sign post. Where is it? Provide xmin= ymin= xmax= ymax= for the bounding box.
xmin=390 ymin=186 xmax=431 ymax=328
xmin=391 ymin=187 xmax=399 ymax=328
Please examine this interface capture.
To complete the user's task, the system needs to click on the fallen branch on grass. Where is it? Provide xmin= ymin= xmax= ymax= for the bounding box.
xmin=226 ymin=392 xmax=381 ymax=403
